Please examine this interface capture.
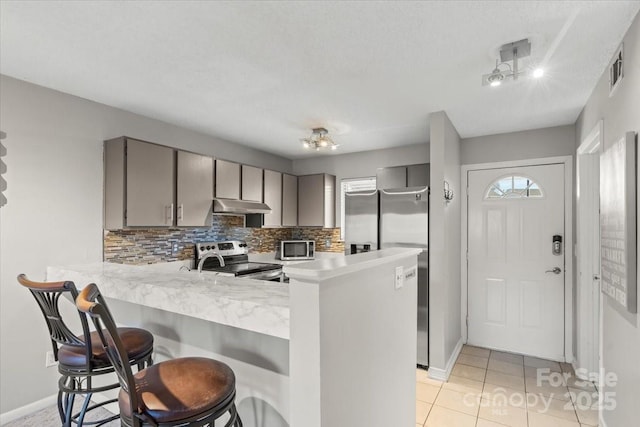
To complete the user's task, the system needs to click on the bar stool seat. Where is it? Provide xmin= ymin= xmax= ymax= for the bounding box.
xmin=58 ymin=328 xmax=154 ymax=369
xmin=118 ymin=357 xmax=236 ymax=424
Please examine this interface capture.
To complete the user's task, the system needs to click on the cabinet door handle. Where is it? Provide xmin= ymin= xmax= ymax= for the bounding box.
xmin=178 ymin=204 xmax=184 ymax=221
xmin=168 ymin=203 xmax=174 ymax=224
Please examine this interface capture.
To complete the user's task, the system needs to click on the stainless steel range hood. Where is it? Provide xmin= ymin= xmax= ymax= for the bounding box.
xmin=213 ymin=198 xmax=272 ymax=215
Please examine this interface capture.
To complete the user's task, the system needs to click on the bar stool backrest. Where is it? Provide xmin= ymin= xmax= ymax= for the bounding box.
xmin=76 ymin=283 xmax=139 ymax=418
xmin=17 ymin=274 xmax=92 ymax=367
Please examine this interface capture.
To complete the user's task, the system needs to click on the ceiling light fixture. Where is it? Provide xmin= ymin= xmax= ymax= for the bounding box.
xmin=486 ymin=60 xmax=509 ymax=87
xmin=532 ymin=67 xmax=545 ymax=78
xmin=301 ymin=127 xmax=339 ymax=151
xmin=482 ymin=39 xmax=535 ymax=87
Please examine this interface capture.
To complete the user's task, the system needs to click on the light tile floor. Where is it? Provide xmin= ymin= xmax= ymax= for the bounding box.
xmin=416 ymin=345 xmax=600 ymax=427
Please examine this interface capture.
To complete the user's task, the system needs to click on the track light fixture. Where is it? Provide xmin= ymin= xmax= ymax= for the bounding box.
xmin=482 ymin=38 xmax=542 ymax=87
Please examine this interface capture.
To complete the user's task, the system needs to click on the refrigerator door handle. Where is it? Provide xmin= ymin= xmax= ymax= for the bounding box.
xmin=380 ymin=187 xmax=428 ymax=196
xmin=346 ymin=190 xmax=378 ymax=197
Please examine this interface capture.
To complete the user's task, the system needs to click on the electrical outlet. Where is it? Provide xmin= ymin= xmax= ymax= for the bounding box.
xmin=45 ymin=350 xmax=57 ymax=368
xmin=171 ymin=243 xmax=179 ymax=255
xmin=395 ymin=266 xmax=404 ymax=289
xmin=324 ymin=238 xmax=331 ymax=248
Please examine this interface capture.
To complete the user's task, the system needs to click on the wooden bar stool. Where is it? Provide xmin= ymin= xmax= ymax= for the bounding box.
xmin=76 ymin=283 xmax=243 ymax=427
xmin=18 ymin=274 xmax=154 ymax=426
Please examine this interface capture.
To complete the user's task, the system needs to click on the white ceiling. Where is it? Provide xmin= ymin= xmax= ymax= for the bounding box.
xmin=1 ymin=1 xmax=638 ymax=159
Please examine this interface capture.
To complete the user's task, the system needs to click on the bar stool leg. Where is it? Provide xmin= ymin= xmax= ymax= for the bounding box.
xmin=75 ymin=391 xmax=92 ymax=426
xmin=56 ymin=388 xmax=65 ymax=424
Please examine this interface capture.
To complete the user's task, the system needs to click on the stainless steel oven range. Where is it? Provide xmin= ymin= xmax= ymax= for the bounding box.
xmin=194 ymin=240 xmax=283 ymax=281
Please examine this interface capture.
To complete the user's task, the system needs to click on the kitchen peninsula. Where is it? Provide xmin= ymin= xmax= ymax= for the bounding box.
xmin=47 ymin=248 xmax=420 ymax=427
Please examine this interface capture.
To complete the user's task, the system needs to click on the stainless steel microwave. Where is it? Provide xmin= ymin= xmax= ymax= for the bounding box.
xmin=279 ymin=240 xmax=315 ymax=260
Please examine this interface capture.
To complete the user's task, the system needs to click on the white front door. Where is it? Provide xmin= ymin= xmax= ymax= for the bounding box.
xmin=467 ymin=164 xmax=565 ymax=361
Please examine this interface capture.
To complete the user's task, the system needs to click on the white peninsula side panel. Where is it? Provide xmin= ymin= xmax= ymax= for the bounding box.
xmin=284 ymin=248 xmax=420 ymax=427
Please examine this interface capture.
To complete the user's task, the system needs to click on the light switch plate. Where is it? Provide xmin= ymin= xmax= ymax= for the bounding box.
xmin=45 ymin=350 xmax=57 ymax=368
xmin=395 ymin=266 xmax=404 ymax=289
xmin=405 ymin=266 xmax=417 ymax=281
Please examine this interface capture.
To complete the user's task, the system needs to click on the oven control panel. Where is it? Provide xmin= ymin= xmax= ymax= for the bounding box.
xmin=195 ymin=240 xmax=248 ymax=259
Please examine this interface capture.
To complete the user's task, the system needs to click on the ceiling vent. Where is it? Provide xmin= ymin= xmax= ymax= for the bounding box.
xmin=609 ymin=43 xmax=624 ymax=96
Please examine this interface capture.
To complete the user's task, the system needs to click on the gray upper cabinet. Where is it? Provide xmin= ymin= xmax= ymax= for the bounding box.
xmin=298 ymin=173 xmax=335 ymax=228
xmin=376 ymin=166 xmax=407 ymax=189
xmin=215 ymin=159 xmax=241 ymax=199
xmin=241 ymin=165 xmax=263 ymax=202
xmin=282 ymin=173 xmax=298 ymax=227
xmin=263 ymin=170 xmax=282 ymax=227
xmin=177 ymin=151 xmax=214 ymax=227
xmin=104 ymin=137 xmax=175 ymax=229
xmin=407 ymin=164 xmax=430 ymax=187
xmin=376 ymin=164 xmax=430 ymax=189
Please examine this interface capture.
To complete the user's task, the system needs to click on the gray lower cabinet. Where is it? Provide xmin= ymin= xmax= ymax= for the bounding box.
xmin=282 ymin=173 xmax=298 ymax=226
xmin=297 ymin=173 xmax=335 ymax=228
xmin=263 ymin=170 xmax=282 ymax=227
xmin=177 ymin=151 xmax=214 ymax=227
xmin=104 ymin=137 xmax=175 ymax=229
xmin=215 ymin=159 xmax=241 ymax=199
xmin=241 ymin=165 xmax=263 ymax=202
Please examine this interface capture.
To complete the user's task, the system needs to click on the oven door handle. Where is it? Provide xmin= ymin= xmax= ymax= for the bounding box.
xmin=242 ymin=269 xmax=283 ymax=281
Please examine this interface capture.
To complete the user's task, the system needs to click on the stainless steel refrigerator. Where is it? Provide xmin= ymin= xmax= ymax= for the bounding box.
xmin=345 ymin=186 xmax=429 ymax=367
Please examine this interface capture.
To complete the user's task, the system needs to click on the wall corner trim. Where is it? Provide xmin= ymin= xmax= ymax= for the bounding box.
xmin=0 ymin=393 xmax=57 ymax=424
xmin=427 ymin=338 xmax=463 ymax=381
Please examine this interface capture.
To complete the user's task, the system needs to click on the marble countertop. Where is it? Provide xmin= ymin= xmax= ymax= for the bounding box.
xmin=248 ymin=251 xmax=344 ymax=266
xmin=46 ymin=262 xmax=290 ymax=339
xmin=283 ymin=247 xmax=424 ymax=281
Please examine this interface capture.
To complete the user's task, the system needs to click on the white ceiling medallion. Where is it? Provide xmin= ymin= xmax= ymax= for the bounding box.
xmin=482 ymin=38 xmax=544 ymax=87
xmin=301 ymin=127 xmax=339 ymax=151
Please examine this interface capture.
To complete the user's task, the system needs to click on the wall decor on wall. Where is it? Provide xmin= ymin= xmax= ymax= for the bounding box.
xmin=600 ymin=131 xmax=637 ymax=315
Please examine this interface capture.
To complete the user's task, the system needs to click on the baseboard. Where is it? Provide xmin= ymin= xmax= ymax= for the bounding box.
xmin=428 ymin=338 xmax=463 ymax=381
xmin=0 ymin=394 xmax=57 ymax=425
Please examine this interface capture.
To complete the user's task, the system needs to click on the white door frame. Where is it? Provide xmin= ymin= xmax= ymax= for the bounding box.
xmin=461 ymin=156 xmax=574 ymax=362
xmin=576 ymin=120 xmax=603 ymax=378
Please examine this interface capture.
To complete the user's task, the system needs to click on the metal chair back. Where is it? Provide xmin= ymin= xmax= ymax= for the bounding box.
xmin=76 ymin=283 xmax=140 ymax=424
xmin=17 ymin=274 xmax=92 ymax=368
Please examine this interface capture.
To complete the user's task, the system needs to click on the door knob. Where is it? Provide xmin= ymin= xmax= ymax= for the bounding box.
xmin=545 ymin=267 xmax=562 ymax=274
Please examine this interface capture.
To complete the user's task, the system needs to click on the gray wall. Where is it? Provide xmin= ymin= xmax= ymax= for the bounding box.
xmin=292 ymin=143 xmax=429 ymax=227
xmin=461 ymin=125 xmax=576 ymax=165
xmin=428 ymin=111 xmax=462 ymax=374
xmin=575 ymin=11 xmax=640 ymax=427
xmin=0 ymin=75 xmax=292 ymax=415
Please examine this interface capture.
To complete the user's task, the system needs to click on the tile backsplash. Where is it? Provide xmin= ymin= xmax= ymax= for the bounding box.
xmin=104 ymin=215 xmax=344 ymax=264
